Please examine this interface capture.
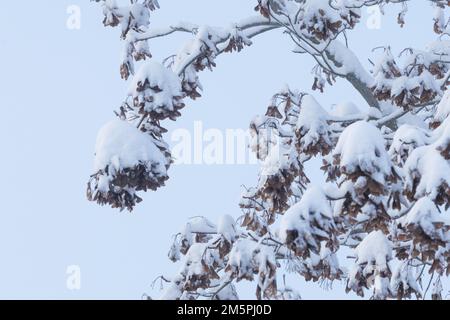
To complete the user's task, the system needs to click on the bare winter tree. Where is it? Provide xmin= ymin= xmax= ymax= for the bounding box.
xmin=88 ymin=0 xmax=450 ymax=300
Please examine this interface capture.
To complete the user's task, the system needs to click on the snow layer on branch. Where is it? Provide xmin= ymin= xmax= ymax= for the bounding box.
xmin=226 ymin=238 xmax=277 ymax=298
xmin=128 ymin=61 xmax=183 ymax=111
xmin=168 ymin=216 xmax=217 ymax=263
xmin=326 ymin=41 xmax=375 ymax=86
xmin=400 ymin=197 xmax=447 ymax=238
xmin=217 ymin=215 xmax=237 ymax=242
xmin=347 ymin=231 xmax=392 ymax=299
xmin=260 ymin=142 xmax=288 ymax=176
xmin=279 ymin=186 xmax=333 ymax=244
xmin=227 ymin=238 xmax=258 ymax=280
xmin=173 ymin=26 xmax=228 ymax=74
xmin=183 ymin=243 xmax=209 ymax=276
xmin=390 ymin=261 xmax=421 ymax=298
xmin=331 ymin=101 xmax=361 ymax=118
xmin=390 ymin=71 xmax=440 ymax=97
xmin=389 ymin=124 xmax=430 ymax=160
xmin=101 ymin=0 xmax=154 ymax=38
xmin=183 ymin=216 xmax=217 ymax=235
xmin=159 ymin=275 xmax=183 ymax=300
xmin=434 ymin=116 xmax=450 ymax=153
xmin=404 ymin=146 xmax=450 ymax=200
xmin=333 ymin=121 xmax=391 ymax=183
xmin=296 ymin=95 xmax=331 ymax=149
xmin=434 ymin=90 xmax=450 ymax=124
xmin=301 ymin=0 xmax=340 ymax=22
xmin=372 ymin=47 xmax=399 ymax=79
xmin=94 ymin=119 xmax=167 ymax=175
xmin=355 ymin=230 xmax=392 ymax=270
xmin=128 ymin=3 xmax=151 ymax=28
xmin=426 ymin=40 xmax=450 ymax=58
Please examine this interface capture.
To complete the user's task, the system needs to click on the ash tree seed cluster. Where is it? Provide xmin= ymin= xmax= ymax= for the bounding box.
xmin=89 ymin=0 xmax=450 ymax=300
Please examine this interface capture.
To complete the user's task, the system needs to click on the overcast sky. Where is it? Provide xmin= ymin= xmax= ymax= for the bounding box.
xmin=0 ymin=1 xmax=439 ymax=299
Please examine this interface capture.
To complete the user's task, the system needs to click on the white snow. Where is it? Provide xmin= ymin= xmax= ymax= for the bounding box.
xmin=128 ymin=60 xmax=183 ymax=112
xmin=434 ymin=116 xmax=450 ymax=152
xmin=159 ymin=275 xmax=183 ymax=300
xmin=227 ymin=239 xmax=258 ymax=278
xmin=389 ymin=124 xmax=430 ymax=159
xmin=173 ymin=25 xmax=228 ymax=75
xmin=403 ymin=146 xmax=450 ymax=200
xmin=390 ymin=71 xmax=440 ymax=98
xmin=400 ymin=197 xmax=446 ymax=238
xmin=183 ymin=243 xmax=209 ymax=277
xmin=91 ymin=0 xmax=450 ymax=301
xmin=259 ymin=141 xmax=288 ymax=176
xmin=94 ymin=119 xmax=167 ymax=174
xmin=296 ymin=95 xmax=331 ymax=149
xmin=183 ymin=216 xmax=217 ymax=235
xmin=372 ymin=47 xmax=399 ymax=79
xmin=333 ymin=121 xmax=391 ymax=183
xmin=354 ymin=230 xmax=392 ymax=270
xmin=426 ymin=40 xmax=450 ymax=57
xmin=217 ymin=215 xmax=237 ymax=242
xmin=326 ymin=40 xmax=375 ymax=86
xmin=434 ymin=90 xmax=450 ymax=124
xmin=300 ymin=0 xmax=341 ymax=26
xmin=279 ymin=186 xmax=333 ymax=244
xmin=390 ymin=261 xmax=421 ymax=297
xmin=374 ymin=274 xmax=391 ymax=299
xmin=331 ymin=101 xmax=361 ymax=118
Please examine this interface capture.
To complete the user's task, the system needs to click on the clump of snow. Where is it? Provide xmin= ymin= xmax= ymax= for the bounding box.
xmin=296 ymin=95 xmax=332 ymax=150
xmin=226 ymin=239 xmax=258 ymax=280
xmin=217 ymin=215 xmax=237 ymax=242
xmin=301 ymin=0 xmax=340 ymax=22
xmin=128 ymin=2 xmax=151 ymax=29
xmin=434 ymin=90 xmax=450 ymax=124
xmin=347 ymin=230 xmax=393 ymax=299
xmin=279 ymin=186 xmax=333 ymax=247
xmin=168 ymin=216 xmax=217 ymax=263
xmin=183 ymin=243 xmax=209 ymax=277
xmin=326 ymin=41 xmax=375 ymax=86
xmin=389 ymin=124 xmax=430 ymax=161
xmin=366 ymin=107 xmax=382 ymax=119
xmin=372 ymin=47 xmax=400 ymax=79
xmin=226 ymin=237 xmax=277 ymax=298
xmin=433 ymin=113 xmax=450 ymax=152
xmin=390 ymin=71 xmax=440 ymax=98
xmin=426 ymin=40 xmax=450 ymax=55
xmin=404 ymin=146 xmax=450 ymax=200
xmin=183 ymin=216 xmax=217 ymax=235
xmin=173 ymin=25 xmax=228 ymax=74
xmin=94 ymin=119 xmax=167 ymax=174
xmin=397 ymin=112 xmax=428 ymax=129
xmin=373 ymin=273 xmax=391 ymax=299
xmin=215 ymin=282 xmax=239 ymax=300
xmin=434 ymin=6 xmax=446 ymax=32
xmin=333 ymin=121 xmax=392 ymax=183
xmin=260 ymin=142 xmax=288 ymax=176
xmin=400 ymin=197 xmax=446 ymax=238
xmin=390 ymin=261 xmax=421 ymax=298
xmin=331 ymin=101 xmax=361 ymax=118
xmin=297 ymin=95 xmax=329 ymax=127
xmin=128 ymin=60 xmax=183 ymax=112
xmin=354 ymin=230 xmax=392 ymax=270
xmin=159 ymin=275 xmax=184 ymax=300
xmin=249 ymin=115 xmax=280 ymax=162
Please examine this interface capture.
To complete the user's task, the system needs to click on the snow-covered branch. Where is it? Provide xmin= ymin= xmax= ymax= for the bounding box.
xmin=89 ymin=0 xmax=450 ymax=300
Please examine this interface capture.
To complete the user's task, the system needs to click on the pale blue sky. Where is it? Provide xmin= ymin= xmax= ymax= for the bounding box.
xmin=0 ymin=1 xmax=441 ymax=299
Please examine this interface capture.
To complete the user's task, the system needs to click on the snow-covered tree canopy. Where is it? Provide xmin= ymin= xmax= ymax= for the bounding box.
xmin=89 ymin=0 xmax=450 ymax=300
